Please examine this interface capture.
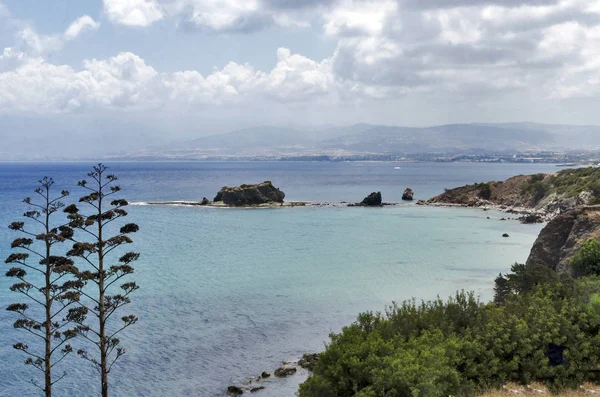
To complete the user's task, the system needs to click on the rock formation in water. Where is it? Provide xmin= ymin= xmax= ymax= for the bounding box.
xmin=402 ymin=188 xmax=414 ymax=201
xmin=213 ymin=181 xmax=285 ymax=206
xmin=274 ymin=366 xmax=297 ymax=377
xmin=350 ymin=191 xmax=382 ymax=207
xmin=526 ymin=205 xmax=600 ymax=275
xmin=200 ymin=197 xmax=210 ymax=205
xmin=227 ymin=385 xmax=244 ymax=395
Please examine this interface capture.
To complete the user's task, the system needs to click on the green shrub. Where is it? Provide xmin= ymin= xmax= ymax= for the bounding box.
xmin=300 ymin=270 xmax=600 ymax=397
xmin=571 ymin=239 xmax=600 ymax=276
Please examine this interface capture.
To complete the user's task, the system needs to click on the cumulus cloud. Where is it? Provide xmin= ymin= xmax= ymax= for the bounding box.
xmin=103 ymin=0 xmax=163 ymax=27
xmin=3 ymin=0 xmax=600 ymax=121
xmin=321 ymin=0 xmax=600 ymax=101
xmin=0 ymin=48 xmax=336 ymax=114
xmin=102 ymin=0 xmax=323 ymax=31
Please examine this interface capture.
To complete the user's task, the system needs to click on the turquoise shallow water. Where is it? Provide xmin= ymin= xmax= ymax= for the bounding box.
xmin=0 ymin=162 xmax=555 ymax=396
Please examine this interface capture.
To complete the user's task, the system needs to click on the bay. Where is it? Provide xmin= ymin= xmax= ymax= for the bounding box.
xmin=0 ymin=161 xmax=556 ymax=396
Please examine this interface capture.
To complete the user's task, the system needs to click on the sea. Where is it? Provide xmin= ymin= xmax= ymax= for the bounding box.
xmin=0 ymin=161 xmax=558 ymax=397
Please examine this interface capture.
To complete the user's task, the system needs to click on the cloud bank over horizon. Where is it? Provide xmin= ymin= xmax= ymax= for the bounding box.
xmin=1 ymin=0 xmax=600 ymax=145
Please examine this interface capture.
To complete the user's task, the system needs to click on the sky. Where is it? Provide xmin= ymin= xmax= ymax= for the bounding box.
xmin=1 ymin=0 xmax=600 ymax=156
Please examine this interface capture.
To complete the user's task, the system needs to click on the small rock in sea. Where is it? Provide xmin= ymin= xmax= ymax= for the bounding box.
xmin=487 ymin=217 xmax=490 ymax=219
xmin=274 ymin=366 xmax=297 ymax=377
xmin=416 ymin=199 xmax=426 ymax=205
xmin=500 ymin=218 xmax=507 ymax=221
xmin=402 ymin=188 xmax=414 ymax=201
xmin=200 ymin=197 xmax=210 ymax=205
xmin=250 ymin=386 xmax=265 ymax=393
xmin=502 ymin=233 xmax=510 ymax=238
xmin=261 ymin=372 xmax=270 ymax=378
xmin=227 ymin=385 xmax=244 ymax=395
xmin=298 ymin=353 xmax=319 ymax=371
xmin=349 ymin=192 xmax=382 ymax=207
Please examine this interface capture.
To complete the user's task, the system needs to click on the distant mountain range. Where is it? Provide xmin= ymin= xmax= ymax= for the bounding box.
xmin=3 ymin=118 xmax=599 ymax=160
xmin=117 ymin=122 xmax=600 ymax=160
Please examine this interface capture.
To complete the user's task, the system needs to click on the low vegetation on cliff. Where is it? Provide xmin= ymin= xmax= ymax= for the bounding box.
xmin=300 ymin=267 xmax=600 ymax=397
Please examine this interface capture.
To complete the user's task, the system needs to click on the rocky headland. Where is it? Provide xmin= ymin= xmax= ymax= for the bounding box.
xmin=422 ymin=167 xmax=600 ymax=222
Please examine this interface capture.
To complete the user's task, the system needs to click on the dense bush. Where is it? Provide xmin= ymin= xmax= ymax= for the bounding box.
xmin=299 ymin=267 xmax=600 ymax=397
xmin=571 ymin=239 xmax=600 ymax=277
xmin=476 ymin=183 xmax=493 ymax=200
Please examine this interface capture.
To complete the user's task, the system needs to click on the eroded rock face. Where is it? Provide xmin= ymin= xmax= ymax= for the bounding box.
xmin=215 ymin=181 xmax=285 ymax=206
xmin=526 ymin=206 xmax=600 ymax=275
xmin=402 ymin=188 xmax=414 ymax=201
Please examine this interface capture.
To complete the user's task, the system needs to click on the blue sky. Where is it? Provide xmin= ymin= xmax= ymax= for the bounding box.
xmin=1 ymin=0 xmax=600 ymax=158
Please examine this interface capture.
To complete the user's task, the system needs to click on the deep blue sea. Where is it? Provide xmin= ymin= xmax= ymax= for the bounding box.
xmin=0 ymin=161 xmax=558 ymax=397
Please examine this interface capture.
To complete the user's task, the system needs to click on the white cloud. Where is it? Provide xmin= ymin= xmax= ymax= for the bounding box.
xmin=0 ymin=48 xmax=336 ymax=114
xmin=3 ymin=0 xmax=600 ymax=122
xmin=103 ymin=0 xmax=163 ymax=27
xmin=64 ymin=15 xmax=101 ymax=41
xmin=102 ymin=0 xmax=318 ymax=31
xmin=16 ymin=15 xmax=101 ymax=56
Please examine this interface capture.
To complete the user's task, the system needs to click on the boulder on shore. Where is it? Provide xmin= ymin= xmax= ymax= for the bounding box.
xmin=298 ymin=353 xmax=319 ymax=371
xmin=519 ymin=213 xmax=544 ymax=224
xmin=213 ymin=181 xmax=285 ymax=206
xmin=402 ymin=188 xmax=415 ymax=201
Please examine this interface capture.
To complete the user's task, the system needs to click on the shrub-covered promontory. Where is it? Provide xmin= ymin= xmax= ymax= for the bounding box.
xmin=426 ymin=167 xmax=600 ymax=218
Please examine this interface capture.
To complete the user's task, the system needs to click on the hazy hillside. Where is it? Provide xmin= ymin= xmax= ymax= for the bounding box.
xmin=477 ymin=123 xmax=600 ymax=150
xmin=3 ymin=119 xmax=599 ymax=160
xmin=318 ymin=124 xmax=553 ymax=154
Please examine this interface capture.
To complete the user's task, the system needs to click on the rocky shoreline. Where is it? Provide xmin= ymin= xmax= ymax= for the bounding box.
xmin=225 ymin=354 xmax=319 ymax=395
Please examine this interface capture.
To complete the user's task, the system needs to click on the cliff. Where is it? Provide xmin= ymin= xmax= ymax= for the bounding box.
xmin=526 ymin=206 xmax=600 ymax=275
xmin=213 ymin=181 xmax=285 ymax=206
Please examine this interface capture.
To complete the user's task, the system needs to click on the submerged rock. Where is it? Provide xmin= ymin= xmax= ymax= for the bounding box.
xmin=250 ymin=386 xmax=265 ymax=393
xmin=214 ymin=181 xmax=285 ymax=206
xmin=502 ymin=233 xmax=510 ymax=238
xmin=274 ymin=366 xmax=297 ymax=377
xmin=402 ymin=188 xmax=415 ymax=201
